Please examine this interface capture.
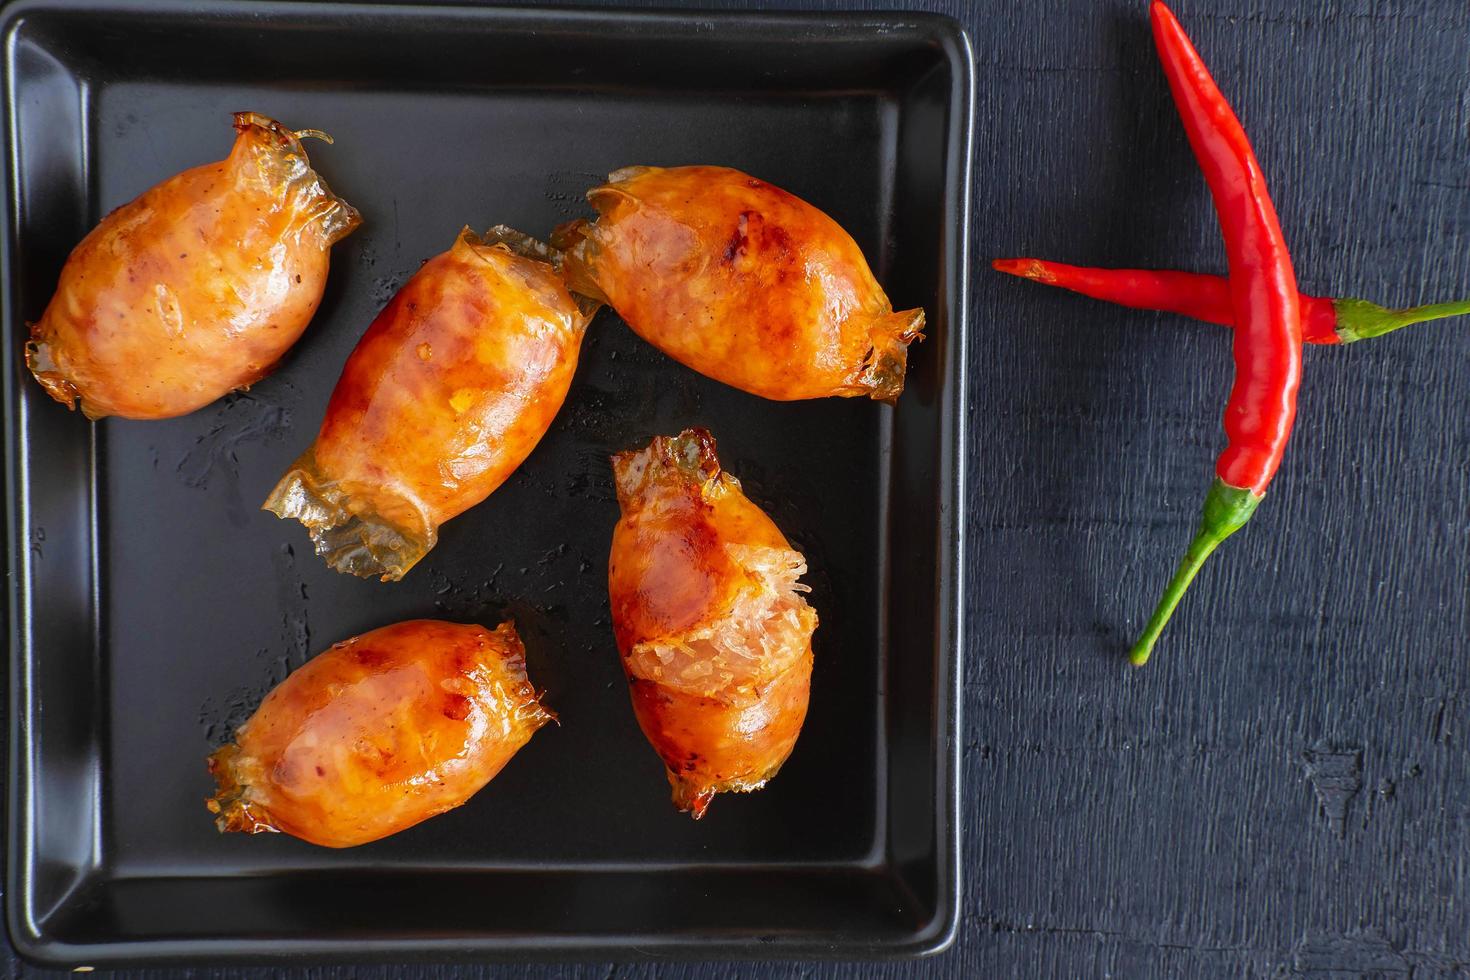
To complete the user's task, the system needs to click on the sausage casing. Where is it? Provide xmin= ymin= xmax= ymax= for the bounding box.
xmin=27 ymin=112 xmax=360 ymax=419
xmin=207 ymin=619 xmax=552 ymax=848
xmin=264 ymin=227 xmax=592 ymax=581
xmin=559 ymin=165 xmax=923 ymax=401
xmin=608 ymin=429 xmax=816 ymax=818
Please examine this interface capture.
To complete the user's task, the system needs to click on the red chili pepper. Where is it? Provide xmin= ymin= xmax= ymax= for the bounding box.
xmin=992 ymin=258 xmax=1470 ymax=345
xmin=1130 ymin=1 xmax=1303 ymax=666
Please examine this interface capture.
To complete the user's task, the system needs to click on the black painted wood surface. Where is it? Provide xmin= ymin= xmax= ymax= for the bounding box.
xmin=6 ymin=0 xmax=1468 ymax=976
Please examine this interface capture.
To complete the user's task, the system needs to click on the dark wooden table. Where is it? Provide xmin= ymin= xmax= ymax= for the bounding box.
xmin=7 ymin=0 xmax=1468 ymax=976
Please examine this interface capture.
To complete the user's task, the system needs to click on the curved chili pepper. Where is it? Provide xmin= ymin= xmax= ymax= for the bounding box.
xmin=1130 ymin=1 xmax=1303 ymax=666
xmin=992 ymin=258 xmax=1470 ymax=345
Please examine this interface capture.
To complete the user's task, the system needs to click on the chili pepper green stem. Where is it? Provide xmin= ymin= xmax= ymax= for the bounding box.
xmin=1130 ymin=479 xmax=1261 ymax=667
xmin=1333 ymin=297 xmax=1470 ymax=343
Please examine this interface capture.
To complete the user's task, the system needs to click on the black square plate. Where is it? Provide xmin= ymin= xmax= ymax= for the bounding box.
xmin=2 ymin=0 xmax=972 ymax=966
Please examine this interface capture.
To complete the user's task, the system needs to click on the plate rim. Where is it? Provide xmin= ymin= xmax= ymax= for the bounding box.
xmin=1 ymin=0 xmax=974 ymax=965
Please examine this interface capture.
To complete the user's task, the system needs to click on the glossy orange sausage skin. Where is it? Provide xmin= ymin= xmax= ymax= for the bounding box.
xmin=264 ymin=228 xmax=592 ymax=581
xmin=608 ymin=429 xmax=816 ymax=818
xmin=27 ymin=112 xmax=360 ymax=420
xmin=207 ymin=619 xmax=552 ymax=848
xmin=559 ymin=165 xmax=923 ymax=401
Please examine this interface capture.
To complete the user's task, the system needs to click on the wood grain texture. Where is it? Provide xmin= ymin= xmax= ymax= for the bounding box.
xmin=6 ymin=0 xmax=1467 ymax=976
